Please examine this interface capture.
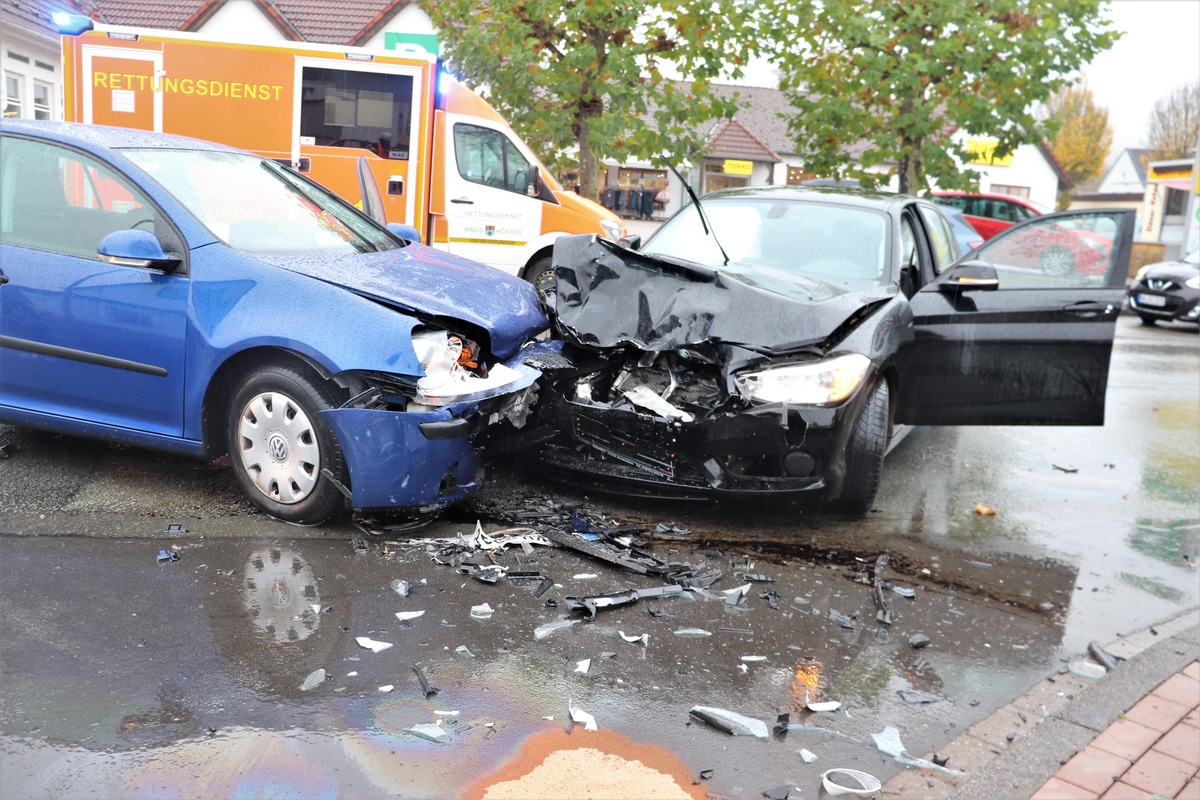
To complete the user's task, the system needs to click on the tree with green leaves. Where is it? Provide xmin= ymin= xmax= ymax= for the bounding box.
xmin=763 ymin=0 xmax=1120 ymax=195
xmin=426 ymin=0 xmax=761 ymax=200
xmin=1147 ymin=79 xmax=1199 ymax=162
xmin=1045 ymin=83 xmax=1112 ymax=188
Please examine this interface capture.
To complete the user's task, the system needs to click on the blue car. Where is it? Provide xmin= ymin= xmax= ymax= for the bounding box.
xmin=940 ymin=205 xmax=984 ymax=255
xmin=0 ymin=120 xmax=548 ymax=524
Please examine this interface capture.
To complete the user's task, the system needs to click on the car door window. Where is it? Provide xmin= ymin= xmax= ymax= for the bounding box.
xmin=968 ymin=211 xmax=1124 ymax=288
xmin=0 ymin=136 xmax=154 ymax=259
xmin=453 ymin=123 xmax=530 ymax=195
xmin=918 ymin=205 xmax=957 ymax=273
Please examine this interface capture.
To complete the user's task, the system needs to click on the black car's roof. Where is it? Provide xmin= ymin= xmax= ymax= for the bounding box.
xmin=698 ymin=184 xmax=919 ymax=214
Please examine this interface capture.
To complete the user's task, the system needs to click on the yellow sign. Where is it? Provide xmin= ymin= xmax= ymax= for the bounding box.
xmin=723 ymin=159 xmax=753 ymax=176
xmin=1148 ymin=164 xmax=1193 ymax=181
xmin=965 ymin=137 xmax=1014 ymax=167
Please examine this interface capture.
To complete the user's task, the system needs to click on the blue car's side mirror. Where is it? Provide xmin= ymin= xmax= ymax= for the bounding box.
xmin=387 ymin=223 xmax=423 ymax=244
xmin=97 ymin=230 xmax=181 ymax=271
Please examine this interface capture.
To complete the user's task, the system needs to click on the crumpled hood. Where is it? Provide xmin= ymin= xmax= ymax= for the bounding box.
xmin=261 ymin=242 xmax=548 ymax=359
xmin=552 ymin=234 xmax=893 ymax=353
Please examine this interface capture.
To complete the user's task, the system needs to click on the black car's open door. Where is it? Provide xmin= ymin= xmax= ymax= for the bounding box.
xmin=895 ymin=208 xmax=1134 ymax=426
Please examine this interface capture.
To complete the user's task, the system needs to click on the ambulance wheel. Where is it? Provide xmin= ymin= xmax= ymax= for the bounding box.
xmin=523 ymin=256 xmax=555 ymax=308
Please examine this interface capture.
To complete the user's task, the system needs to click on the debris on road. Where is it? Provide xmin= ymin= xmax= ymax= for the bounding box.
xmin=564 ymin=584 xmax=685 ymax=621
xmin=164 ymin=523 xmax=186 ymax=534
xmin=892 ymin=586 xmax=917 ymax=599
xmin=412 ymin=665 xmax=439 ymax=697
xmin=689 ymin=706 xmax=769 ymax=739
xmin=1052 ymin=464 xmax=1079 ymax=473
xmin=390 ymin=579 xmax=411 ymax=597
xmin=406 ymin=721 xmax=451 ymax=743
xmin=897 ymin=690 xmax=939 ymax=705
xmin=300 ymin=669 xmax=326 ymax=691
xmin=575 ymin=659 xmax=591 ymax=674
xmin=806 ymin=701 xmax=841 ymax=713
xmin=872 ymin=726 xmax=965 ymax=776
xmin=618 ymin=631 xmax=649 ymax=646
xmin=156 ymin=548 xmax=180 ymax=563
xmin=909 ymin=633 xmax=931 ymax=649
xmin=569 ymin=700 xmax=598 ymax=731
xmin=1069 ymin=654 xmax=1107 ymax=679
xmin=355 ymin=637 xmax=393 ymax=653
xmin=820 ymin=768 xmax=881 ymax=797
xmin=973 ymin=503 xmax=997 ymax=516
xmin=798 ymin=748 xmax=817 ymax=764
xmin=1088 ymin=641 xmax=1122 ymax=671
xmin=395 ymin=610 xmax=425 ymax=622
xmin=470 ymin=603 xmax=494 ymax=620
xmin=533 ymin=618 xmax=578 ymax=640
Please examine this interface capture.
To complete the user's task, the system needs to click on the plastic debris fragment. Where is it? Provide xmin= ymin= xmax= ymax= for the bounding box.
xmin=1052 ymin=464 xmax=1079 ymax=473
xmin=799 ymin=748 xmax=817 ymax=764
xmin=1088 ymin=641 xmax=1120 ymax=671
xmin=741 ymin=655 xmax=767 ymax=662
xmin=565 ymin=584 xmax=685 ymax=620
xmin=699 ymin=769 xmax=714 ymax=780
xmin=569 ymin=700 xmax=598 ymax=731
xmin=535 ymin=577 xmax=554 ymax=598
xmin=575 ymin=659 xmax=591 ymax=674
xmin=378 ymin=685 xmax=394 ymax=692
xmin=763 ymin=784 xmax=796 ymax=800
xmin=898 ymin=690 xmax=939 ymax=704
xmin=412 ymin=665 xmax=439 ymax=697
xmin=157 ymin=549 xmax=180 ymax=563
xmin=164 ymin=523 xmax=186 ymax=534
xmin=534 ymin=618 xmax=579 ymax=640
xmin=829 ymin=609 xmax=857 ymax=630
xmin=300 ymin=669 xmax=326 ymax=691
xmin=1069 ymin=655 xmax=1107 ymax=679
xmin=618 ymin=631 xmax=649 ymax=645
xmin=909 ymin=634 xmax=931 ymax=649
xmin=470 ymin=603 xmax=494 ymax=620
xmin=573 ymin=573 xmax=598 ymax=580
xmin=390 ymin=579 xmax=411 ymax=597
xmin=456 ymin=645 xmax=475 ymax=657
xmin=893 ymin=586 xmax=917 ymax=599
xmin=821 ymin=769 xmax=881 ymax=797
xmin=674 ymin=628 xmax=712 ymax=638
xmin=806 ymin=701 xmax=841 ymax=713
xmin=407 ymin=722 xmax=451 ymax=743
xmin=395 ymin=610 xmax=425 ymax=622
xmin=689 ymin=706 xmax=769 ymax=739
xmin=973 ymin=503 xmax=996 ymax=516
xmin=355 ymin=637 xmax=393 ymax=653
xmin=872 ymin=726 xmax=966 ymax=776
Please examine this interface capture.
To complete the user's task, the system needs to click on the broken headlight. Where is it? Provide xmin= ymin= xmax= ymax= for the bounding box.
xmin=411 ymin=330 xmax=536 ymax=405
xmin=734 ymin=353 xmax=871 ymax=406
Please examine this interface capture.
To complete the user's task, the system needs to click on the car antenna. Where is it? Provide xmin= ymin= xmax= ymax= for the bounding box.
xmin=658 ymin=156 xmax=730 ymax=266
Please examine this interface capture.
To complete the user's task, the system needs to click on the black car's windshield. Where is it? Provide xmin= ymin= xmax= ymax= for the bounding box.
xmin=122 ymin=149 xmax=400 ymax=255
xmin=641 ymin=197 xmax=891 ymax=292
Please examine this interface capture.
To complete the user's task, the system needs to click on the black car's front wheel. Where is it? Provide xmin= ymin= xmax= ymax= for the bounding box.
xmin=226 ymin=362 xmax=349 ymax=525
xmin=837 ymin=380 xmax=890 ymax=515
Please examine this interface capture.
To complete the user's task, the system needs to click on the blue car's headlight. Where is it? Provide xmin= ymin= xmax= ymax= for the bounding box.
xmin=410 ymin=330 xmax=536 ymax=405
xmin=734 ymin=353 xmax=872 ymax=406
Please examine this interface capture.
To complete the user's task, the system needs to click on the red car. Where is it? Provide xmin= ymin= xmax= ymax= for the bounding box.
xmin=932 ymin=191 xmax=1051 ymax=240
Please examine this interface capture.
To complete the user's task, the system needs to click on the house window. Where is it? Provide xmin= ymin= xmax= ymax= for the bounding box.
xmin=1164 ymin=187 xmax=1186 ymax=218
xmin=990 ymin=184 xmax=1030 ymax=199
xmin=786 ymin=166 xmax=815 ymax=185
xmin=33 ymin=80 xmax=51 ymax=120
xmin=3 ymin=73 xmax=20 ymax=118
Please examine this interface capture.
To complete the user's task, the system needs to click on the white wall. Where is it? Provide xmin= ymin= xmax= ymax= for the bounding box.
xmin=198 ymin=0 xmax=293 ymax=42
xmin=1098 ymin=151 xmax=1146 ymax=194
xmin=1 ymin=28 xmax=63 ymax=120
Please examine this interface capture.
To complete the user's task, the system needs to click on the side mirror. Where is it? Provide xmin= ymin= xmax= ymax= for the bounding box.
xmin=618 ymin=234 xmax=642 ymax=251
xmin=97 ymin=230 xmax=181 ymax=271
xmin=526 ymin=165 xmax=544 ymax=198
xmin=387 ymin=223 xmax=423 ymax=244
xmin=938 ymin=260 xmax=999 ymax=293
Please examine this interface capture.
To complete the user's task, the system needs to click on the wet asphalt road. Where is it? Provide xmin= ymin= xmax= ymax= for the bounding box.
xmin=1 ymin=314 xmax=1197 ymax=799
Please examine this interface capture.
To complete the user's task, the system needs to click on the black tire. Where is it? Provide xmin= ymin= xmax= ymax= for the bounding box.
xmin=1039 ymin=246 xmax=1075 ymax=277
xmin=837 ymin=380 xmax=890 ymax=515
xmin=522 ymin=255 xmax=555 ymax=308
xmin=1138 ymin=314 xmax=1157 ymax=327
xmin=226 ymin=362 xmax=348 ymax=525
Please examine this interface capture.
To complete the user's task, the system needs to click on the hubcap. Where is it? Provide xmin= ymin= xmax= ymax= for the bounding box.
xmin=237 ymin=391 xmax=320 ymax=505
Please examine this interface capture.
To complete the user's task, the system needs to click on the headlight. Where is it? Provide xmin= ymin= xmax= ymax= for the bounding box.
xmin=411 ymin=330 xmax=464 ymax=391
xmin=599 ymin=219 xmax=624 ymax=241
xmin=734 ymin=353 xmax=872 ymax=406
xmin=1186 ymin=274 xmax=1200 ymax=289
xmin=1134 ymin=265 xmax=1151 ymax=282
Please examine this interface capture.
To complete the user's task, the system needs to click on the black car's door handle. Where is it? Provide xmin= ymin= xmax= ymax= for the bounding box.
xmin=1062 ymin=301 xmax=1113 ymax=318
xmin=450 ymin=197 xmax=474 ymax=204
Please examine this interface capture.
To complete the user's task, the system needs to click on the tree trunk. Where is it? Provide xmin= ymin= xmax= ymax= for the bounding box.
xmin=897 ymin=141 xmax=923 ymax=195
xmin=577 ymin=117 xmax=601 ymax=202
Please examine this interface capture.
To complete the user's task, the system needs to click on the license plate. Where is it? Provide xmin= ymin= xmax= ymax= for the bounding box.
xmin=1138 ymin=293 xmax=1167 ymax=307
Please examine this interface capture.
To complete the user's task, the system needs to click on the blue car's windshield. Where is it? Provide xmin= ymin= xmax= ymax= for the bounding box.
xmin=641 ymin=197 xmax=891 ymax=293
xmin=122 ymin=149 xmax=399 ymax=255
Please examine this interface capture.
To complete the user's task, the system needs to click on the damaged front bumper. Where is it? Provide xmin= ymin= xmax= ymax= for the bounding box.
xmin=320 ymin=353 xmax=540 ymax=512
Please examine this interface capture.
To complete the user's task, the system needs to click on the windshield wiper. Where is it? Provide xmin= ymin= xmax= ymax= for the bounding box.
xmin=659 ymin=156 xmax=730 ymax=266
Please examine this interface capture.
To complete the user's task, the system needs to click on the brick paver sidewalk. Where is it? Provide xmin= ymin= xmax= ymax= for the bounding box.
xmin=1031 ymin=660 xmax=1200 ymax=799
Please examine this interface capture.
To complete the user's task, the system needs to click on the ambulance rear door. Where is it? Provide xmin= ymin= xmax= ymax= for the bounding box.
xmin=79 ymin=43 xmax=163 ymax=131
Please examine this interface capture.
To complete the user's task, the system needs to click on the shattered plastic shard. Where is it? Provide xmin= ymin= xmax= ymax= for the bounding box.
xmin=407 ymin=722 xmax=451 ymax=744
xmin=156 ymin=549 xmax=180 ymax=563
xmin=893 ymin=586 xmax=917 ymax=599
xmin=897 ymin=690 xmax=939 ymax=704
xmin=533 ymin=618 xmax=579 ymax=640
xmin=378 ymin=685 xmax=394 ymax=692
xmin=300 ymin=668 xmax=326 ymax=691
xmin=618 ymin=631 xmax=649 ymax=645
xmin=689 ymin=706 xmax=769 ymax=739
xmin=575 ymin=659 xmax=591 ymax=674
xmin=470 ymin=603 xmax=494 ymax=620
xmin=391 ymin=579 xmax=411 ymax=597
xmin=741 ymin=656 xmax=767 ymax=662
xmin=799 ymin=748 xmax=818 ymax=764
xmin=674 ymin=628 xmax=713 ymax=638
xmin=806 ymin=701 xmax=841 ymax=712
xmin=909 ymin=634 xmax=931 ymax=648
xmin=1068 ymin=655 xmax=1107 ymax=679
xmin=569 ymin=700 xmax=598 ymax=731
xmin=872 ymin=726 xmax=966 ymax=776
xmin=395 ymin=610 xmax=426 ymax=622
xmin=412 ymin=665 xmax=439 ymax=697
xmin=355 ymin=637 xmax=394 ymax=653
xmin=821 ymin=769 xmax=882 ymax=797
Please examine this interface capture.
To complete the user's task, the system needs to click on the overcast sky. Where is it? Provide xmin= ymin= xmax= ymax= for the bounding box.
xmin=1084 ymin=0 xmax=1200 ymax=156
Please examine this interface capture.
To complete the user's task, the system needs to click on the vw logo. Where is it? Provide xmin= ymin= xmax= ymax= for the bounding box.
xmin=268 ymin=434 xmax=290 ymax=462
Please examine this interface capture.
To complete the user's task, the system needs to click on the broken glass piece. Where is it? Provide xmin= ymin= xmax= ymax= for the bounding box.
xmin=533 ymin=618 xmax=578 ymax=640
xmin=378 ymin=684 xmax=394 ymax=692
xmin=674 ymin=628 xmax=713 ymax=637
xmin=892 ymin=586 xmax=916 ymax=599
xmin=718 ymin=626 xmax=753 ymax=635
xmin=806 ymin=701 xmax=841 ymax=712
xmin=406 ymin=722 xmax=451 ymax=743
xmin=909 ymin=634 xmax=931 ymax=648
xmin=653 ymin=522 xmax=692 ymax=541
xmin=741 ymin=573 xmax=775 ymax=583
xmin=741 ymin=655 xmax=767 ymax=662
xmin=721 ymin=583 xmax=752 ymax=606
xmin=573 ymin=573 xmax=598 ymax=580
xmin=897 ymin=690 xmax=939 ymax=704
xmin=300 ymin=668 xmax=326 ymax=691
xmin=763 ymin=785 xmax=795 ymax=800
xmin=395 ymin=610 xmax=425 ymax=622
xmin=871 ymin=726 xmax=966 ymax=776
xmin=799 ymin=748 xmax=817 ymax=764
xmin=456 ymin=645 xmax=475 ymax=657
xmin=156 ymin=549 xmax=180 ymax=563
xmin=699 ymin=769 xmax=714 ymax=780
xmin=470 ymin=603 xmax=494 ymax=620
xmin=355 ymin=637 xmax=393 ymax=653
xmin=412 ymin=665 xmax=439 ymax=697
xmin=1068 ymin=655 xmax=1107 ymax=679
xmin=346 ymin=671 xmax=358 ymax=677
xmin=164 ymin=523 xmax=186 ymax=534
xmin=829 ymin=609 xmax=856 ymax=629
xmin=820 ymin=769 xmax=882 ymax=797
xmin=434 ymin=710 xmax=460 ymax=717
xmin=599 ymin=651 xmax=617 ymax=659
xmin=575 ymin=659 xmax=591 ymax=674
xmin=689 ymin=706 xmax=769 ymax=739
xmin=618 ymin=631 xmax=649 ymax=645
xmin=1088 ymin=641 xmax=1120 ymax=671
xmin=390 ymin=579 xmax=411 ymax=597
xmin=569 ymin=700 xmax=598 ymax=731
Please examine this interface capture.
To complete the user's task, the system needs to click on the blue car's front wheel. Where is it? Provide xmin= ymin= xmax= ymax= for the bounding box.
xmin=227 ymin=362 xmax=349 ymax=525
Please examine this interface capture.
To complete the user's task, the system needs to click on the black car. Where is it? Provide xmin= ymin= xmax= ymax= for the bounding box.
xmin=527 ymin=186 xmax=1134 ymax=514
xmin=1126 ymin=248 xmax=1200 ymax=326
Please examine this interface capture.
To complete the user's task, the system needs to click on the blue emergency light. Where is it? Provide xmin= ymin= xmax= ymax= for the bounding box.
xmin=51 ymin=11 xmax=94 ymax=35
